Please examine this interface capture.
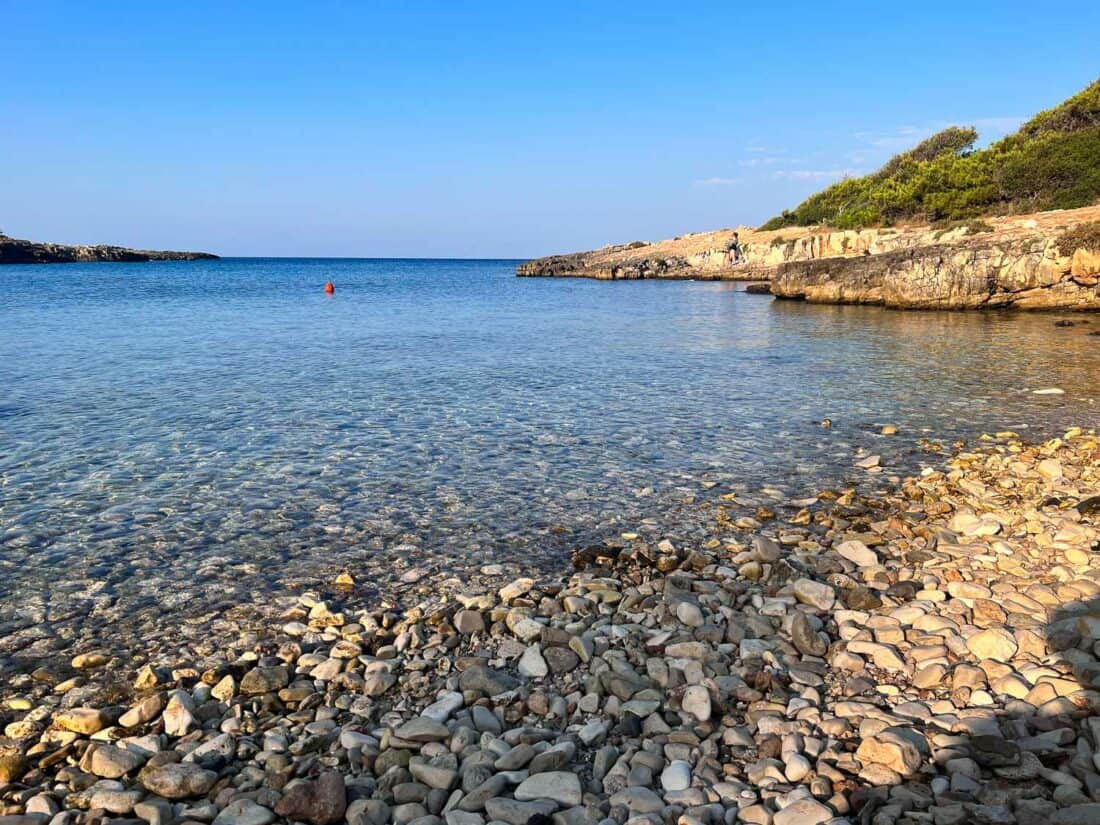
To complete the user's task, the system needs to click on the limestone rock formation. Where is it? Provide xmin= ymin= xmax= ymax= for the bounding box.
xmin=0 ymin=232 xmax=218 ymax=264
xmin=518 ymin=205 xmax=1100 ymax=310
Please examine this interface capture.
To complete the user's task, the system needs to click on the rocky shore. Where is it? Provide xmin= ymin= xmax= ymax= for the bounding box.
xmin=2 ymin=427 xmax=1100 ymax=825
xmin=517 ymin=206 xmax=1100 ymax=310
xmin=0 ymin=234 xmax=217 ymax=265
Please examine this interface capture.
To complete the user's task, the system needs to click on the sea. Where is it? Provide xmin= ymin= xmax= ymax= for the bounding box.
xmin=1 ymin=257 xmax=1097 ymax=673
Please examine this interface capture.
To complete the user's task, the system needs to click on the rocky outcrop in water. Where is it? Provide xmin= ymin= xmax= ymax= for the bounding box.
xmin=518 ymin=205 xmax=1100 ymax=310
xmin=770 ymin=219 xmax=1100 ymax=310
xmin=0 ymin=233 xmax=218 ymax=264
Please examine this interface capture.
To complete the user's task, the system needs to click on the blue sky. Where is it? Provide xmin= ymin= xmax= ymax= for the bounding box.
xmin=2 ymin=1 xmax=1098 ymax=258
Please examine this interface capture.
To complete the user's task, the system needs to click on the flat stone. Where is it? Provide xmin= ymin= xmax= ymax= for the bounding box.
xmin=134 ymin=800 xmax=174 ymax=825
xmin=967 ymin=628 xmax=1018 ymax=662
xmin=1038 ymin=459 xmax=1064 ymax=480
xmin=528 ymin=742 xmax=575 ymax=774
xmin=681 ymin=685 xmax=711 ymax=721
xmin=458 ymin=665 xmax=519 ymax=695
xmin=792 ymin=578 xmax=835 ymax=610
xmin=409 ymin=761 xmax=457 ymax=790
xmin=856 ymin=726 xmax=930 ymax=777
xmin=54 ymin=707 xmax=108 ymax=735
xmin=676 ymin=602 xmax=704 ymax=627
xmin=499 ymin=578 xmax=535 ymax=602
xmin=513 ymin=771 xmax=582 ymax=807
xmin=212 ymin=800 xmax=276 ymax=825
xmin=89 ymin=788 xmax=144 ymax=815
xmin=1050 ymin=804 xmax=1100 ymax=825
xmin=454 ymin=610 xmax=485 ymax=635
xmin=753 ymin=536 xmax=781 ymax=562
xmin=274 ymin=771 xmax=347 ymax=825
xmin=784 ymin=753 xmax=811 ymax=783
xmin=790 ymin=611 xmax=827 ymax=657
xmin=609 ymin=786 xmax=663 ymax=813
xmin=421 ymin=692 xmax=464 ymax=723
xmin=544 ymin=647 xmax=580 ymax=674
xmin=484 ymin=798 xmax=557 ymax=825
xmin=141 ymin=762 xmax=218 ymax=799
xmin=774 ymin=798 xmax=834 ymax=825
xmin=913 ymin=663 xmax=948 ymax=689
xmin=239 ymin=666 xmax=290 ymax=695
xmin=510 ymin=618 xmax=544 ymax=643
xmin=660 ymin=760 xmax=692 ymax=791
xmin=518 ymin=645 xmax=548 ymax=678
xmin=947 ymin=581 xmax=992 ymax=600
xmin=80 ymin=743 xmax=145 ymax=778
xmin=363 ymin=672 xmax=397 ymax=696
xmin=394 ymin=718 xmax=451 ymax=742
xmin=119 ymin=693 xmax=167 ymax=728
xmin=443 ymin=813 xmax=484 ymax=825
xmin=837 ymin=540 xmax=878 ymax=567
xmin=0 ymin=753 xmax=28 ymax=784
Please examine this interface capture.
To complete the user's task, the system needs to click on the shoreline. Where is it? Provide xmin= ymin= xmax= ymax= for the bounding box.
xmin=517 ymin=204 xmax=1100 ymax=312
xmin=2 ymin=426 xmax=1098 ymax=824
xmin=0 ymin=233 xmax=217 ymax=265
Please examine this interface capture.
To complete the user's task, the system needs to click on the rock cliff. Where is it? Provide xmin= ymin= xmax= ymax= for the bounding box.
xmin=518 ymin=205 xmax=1100 ymax=310
xmin=0 ymin=233 xmax=218 ymax=264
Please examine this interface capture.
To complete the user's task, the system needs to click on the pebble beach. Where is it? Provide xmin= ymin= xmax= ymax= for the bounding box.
xmin=2 ymin=425 xmax=1099 ymax=825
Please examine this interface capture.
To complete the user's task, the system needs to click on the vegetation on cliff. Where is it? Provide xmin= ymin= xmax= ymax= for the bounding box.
xmin=1058 ymin=220 xmax=1100 ymax=255
xmin=762 ymin=78 xmax=1100 ymax=230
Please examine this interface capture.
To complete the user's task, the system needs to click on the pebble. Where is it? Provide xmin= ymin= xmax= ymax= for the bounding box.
xmin=773 ymin=798 xmax=834 ymax=825
xmin=513 ymin=771 xmax=582 ymax=806
xmin=836 ymin=539 xmax=878 ymax=567
xmin=517 ymin=644 xmax=548 ymax=678
xmin=140 ymin=762 xmax=218 ymax=799
xmin=681 ymin=685 xmax=711 ymax=721
xmin=792 ymin=578 xmax=835 ymax=610
xmin=966 ymin=627 xmax=1019 ymax=661
xmin=660 ymin=759 xmax=692 ymax=791
xmin=53 ymin=708 xmax=107 ymax=735
xmin=0 ymin=428 xmax=1097 ymax=825
xmin=212 ymin=800 xmax=275 ymax=825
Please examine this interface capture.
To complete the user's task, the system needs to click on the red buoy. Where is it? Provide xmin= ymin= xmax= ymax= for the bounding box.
xmin=324 ymin=281 xmax=335 ymax=294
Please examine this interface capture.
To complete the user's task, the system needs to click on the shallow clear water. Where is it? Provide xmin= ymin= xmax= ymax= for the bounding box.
xmin=1 ymin=258 xmax=1097 ymax=673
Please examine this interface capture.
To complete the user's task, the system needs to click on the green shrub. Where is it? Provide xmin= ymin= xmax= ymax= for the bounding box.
xmin=758 ymin=78 xmax=1100 ymax=230
xmin=932 ymin=218 xmax=994 ymax=239
xmin=1057 ymin=221 xmax=1100 ymax=254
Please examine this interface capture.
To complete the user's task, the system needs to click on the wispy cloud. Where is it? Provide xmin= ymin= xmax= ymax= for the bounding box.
xmin=772 ymin=169 xmax=861 ymax=181
xmin=694 ymin=176 xmax=742 ymax=186
xmin=738 ymin=156 xmax=793 ymax=168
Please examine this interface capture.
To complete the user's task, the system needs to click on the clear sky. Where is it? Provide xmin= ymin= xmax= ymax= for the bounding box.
xmin=2 ymin=1 xmax=1098 ymax=258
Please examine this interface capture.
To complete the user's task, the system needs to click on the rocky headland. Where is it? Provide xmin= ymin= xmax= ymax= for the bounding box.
xmin=3 ymin=426 xmax=1100 ymax=825
xmin=0 ymin=233 xmax=218 ymax=265
xmin=518 ymin=205 xmax=1100 ymax=311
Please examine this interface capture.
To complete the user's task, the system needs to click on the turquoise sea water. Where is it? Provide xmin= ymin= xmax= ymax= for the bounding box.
xmin=1 ymin=258 xmax=1097 ymax=671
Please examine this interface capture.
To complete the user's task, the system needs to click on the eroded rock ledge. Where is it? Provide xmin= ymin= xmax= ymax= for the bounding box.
xmin=0 ymin=233 xmax=218 ymax=265
xmin=518 ymin=205 xmax=1100 ymax=310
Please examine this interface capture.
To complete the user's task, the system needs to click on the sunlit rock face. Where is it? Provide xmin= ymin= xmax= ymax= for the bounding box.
xmin=519 ymin=204 xmax=1100 ymax=309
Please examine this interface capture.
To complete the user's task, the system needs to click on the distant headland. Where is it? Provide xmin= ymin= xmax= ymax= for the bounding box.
xmin=0 ymin=231 xmax=218 ymax=265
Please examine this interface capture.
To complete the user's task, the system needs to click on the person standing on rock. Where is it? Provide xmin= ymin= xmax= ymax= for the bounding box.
xmin=728 ymin=231 xmax=746 ymax=265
